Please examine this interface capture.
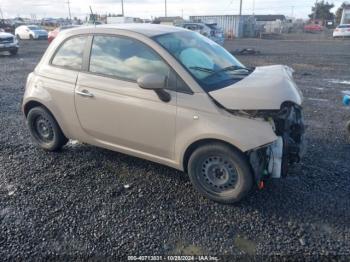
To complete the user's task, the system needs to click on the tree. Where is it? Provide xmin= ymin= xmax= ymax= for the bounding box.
xmin=335 ymin=2 xmax=350 ymax=24
xmin=308 ymin=0 xmax=335 ymax=23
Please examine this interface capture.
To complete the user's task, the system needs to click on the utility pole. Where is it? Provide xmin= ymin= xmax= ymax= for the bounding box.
xmin=252 ymin=0 xmax=255 ymax=15
xmin=121 ymin=0 xmax=124 ymax=16
xmin=66 ymin=0 xmax=72 ymax=21
xmin=313 ymin=0 xmax=318 ymax=21
xmin=239 ymin=0 xmax=243 ymax=16
xmin=0 ymin=7 xmax=4 ymax=20
xmin=165 ymin=0 xmax=167 ymax=17
xmin=291 ymin=6 xmax=294 ymax=17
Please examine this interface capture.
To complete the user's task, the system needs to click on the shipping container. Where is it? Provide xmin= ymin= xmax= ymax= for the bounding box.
xmin=107 ymin=16 xmax=135 ymax=24
xmin=341 ymin=7 xmax=350 ymax=25
xmin=189 ymin=15 xmax=256 ymax=38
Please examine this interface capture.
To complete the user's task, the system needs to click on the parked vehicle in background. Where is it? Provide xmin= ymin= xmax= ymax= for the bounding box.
xmin=15 ymin=25 xmax=48 ymax=40
xmin=0 ymin=30 xmax=19 ymax=55
xmin=0 ymin=19 xmax=14 ymax=33
xmin=304 ymin=23 xmax=324 ymax=33
xmin=178 ymin=22 xmax=224 ymax=45
xmin=22 ymin=24 xmax=305 ymax=204
xmin=84 ymin=20 xmax=103 ymax=26
xmin=205 ymin=23 xmax=225 ymax=45
xmin=333 ymin=24 xmax=350 ymax=38
xmin=48 ymin=25 xmax=80 ymax=43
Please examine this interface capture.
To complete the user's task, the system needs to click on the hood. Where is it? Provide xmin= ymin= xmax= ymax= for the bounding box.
xmin=0 ymin=32 xmax=15 ymax=38
xmin=209 ymin=65 xmax=303 ymax=110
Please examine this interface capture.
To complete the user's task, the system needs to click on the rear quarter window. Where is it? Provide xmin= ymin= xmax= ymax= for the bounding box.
xmin=51 ymin=36 xmax=87 ymax=70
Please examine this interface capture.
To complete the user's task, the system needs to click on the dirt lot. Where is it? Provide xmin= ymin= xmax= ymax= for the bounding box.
xmin=0 ymin=36 xmax=350 ymax=260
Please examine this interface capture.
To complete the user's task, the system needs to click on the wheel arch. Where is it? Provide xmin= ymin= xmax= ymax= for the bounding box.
xmin=23 ymin=100 xmax=51 ymax=117
xmin=182 ymin=138 xmax=246 ymax=173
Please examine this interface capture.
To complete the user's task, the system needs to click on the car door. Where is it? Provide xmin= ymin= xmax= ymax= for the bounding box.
xmin=21 ymin=26 xmax=29 ymax=39
xmin=38 ymin=35 xmax=88 ymax=137
xmin=17 ymin=26 xmax=24 ymax=39
xmin=75 ymin=35 xmax=177 ymax=160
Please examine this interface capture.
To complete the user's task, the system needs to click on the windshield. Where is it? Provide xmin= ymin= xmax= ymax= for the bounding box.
xmin=28 ymin=26 xmax=41 ymax=30
xmin=153 ymin=31 xmax=249 ymax=92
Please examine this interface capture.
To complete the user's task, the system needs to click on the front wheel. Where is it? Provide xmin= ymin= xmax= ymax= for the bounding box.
xmin=188 ymin=143 xmax=253 ymax=204
xmin=27 ymin=106 xmax=68 ymax=151
xmin=9 ymin=48 xmax=18 ymax=56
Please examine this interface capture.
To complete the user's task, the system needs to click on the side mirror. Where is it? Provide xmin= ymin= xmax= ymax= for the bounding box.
xmin=137 ymin=74 xmax=166 ymax=90
xmin=137 ymin=74 xmax=171 ymax=103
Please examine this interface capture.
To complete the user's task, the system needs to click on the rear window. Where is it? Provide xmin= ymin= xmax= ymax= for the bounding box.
xmin=51 ymin=36 xmax=87 ymax=70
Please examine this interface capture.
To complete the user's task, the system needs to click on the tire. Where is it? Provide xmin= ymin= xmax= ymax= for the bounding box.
xmin=9 ymin=49 xmax=18 ymax=56
xmin=27 ymin=106 xmax=68 ymax=151
xmin=29 ymin=34 xmax=34 ymax=40
xmin=188 ymin=143 xmax=253 ymax=204
xmin=16 ymin=34 xmax=21 ymax=40
xmin=346 ymin=121 xmax=350 ymax=135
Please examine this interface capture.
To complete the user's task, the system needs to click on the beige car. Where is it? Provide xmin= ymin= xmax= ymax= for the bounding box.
xmin=22 ymin=24 xmax=305 ymax=203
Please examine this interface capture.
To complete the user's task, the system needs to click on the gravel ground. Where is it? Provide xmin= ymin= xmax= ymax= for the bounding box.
xmin=0 ymin=37 xmax=350 ymax=260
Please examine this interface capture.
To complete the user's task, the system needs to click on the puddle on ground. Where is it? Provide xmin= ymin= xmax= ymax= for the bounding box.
xmin=307 ymin=98 xmax=329 ymax=102
xmin=234 ymin=236 xmax=257 ymax=255
xmin=327 ymin=79 xmax=350 ymax=85
xmin=173 ymin=242 xmax=204 ymax=255
xmin=311 ymin=87 xmax=324 ymax=91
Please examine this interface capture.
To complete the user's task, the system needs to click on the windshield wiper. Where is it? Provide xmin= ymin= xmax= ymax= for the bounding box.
xmin=217 ymin=65 xmax=253 ymax=74
xmin=202 ymin=65 xmax=253 ymax=79
xmin=189 ymin=66 xmax=215 ymax=73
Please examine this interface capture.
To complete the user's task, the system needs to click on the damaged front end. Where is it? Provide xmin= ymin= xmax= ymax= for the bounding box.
xmin=243 ymin=102 xmax=305 ymax=182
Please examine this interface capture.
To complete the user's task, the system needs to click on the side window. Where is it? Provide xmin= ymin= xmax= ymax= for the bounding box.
xmin=167 ymin=70 xmax=193 ymax=94
xmin=89 ymin=35 xmax=170 ymax=81
xmin=52 ymin=36 xmax=87 ymax=70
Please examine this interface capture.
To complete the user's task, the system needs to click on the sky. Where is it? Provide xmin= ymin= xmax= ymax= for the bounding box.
xmin=0 ymin=0 xmax=347 ymax=20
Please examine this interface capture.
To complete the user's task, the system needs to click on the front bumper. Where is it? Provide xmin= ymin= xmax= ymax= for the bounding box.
xmin=0 ymin=43 xmax=19 ymax=52
xmin=249 ymin=104 xmax=305 ymax=181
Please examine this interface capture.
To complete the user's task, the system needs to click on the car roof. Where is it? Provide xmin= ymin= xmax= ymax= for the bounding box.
xmin=68 ymin=23 xmax=186 ymax=37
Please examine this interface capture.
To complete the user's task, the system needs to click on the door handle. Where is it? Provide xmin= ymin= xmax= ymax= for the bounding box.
xmin=76 ymin=89 xmax=94 ymax=98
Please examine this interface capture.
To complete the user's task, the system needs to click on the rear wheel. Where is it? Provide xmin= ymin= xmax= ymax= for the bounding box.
xmin=188 ymin=143 xmax=253 ymax=204
xmin=29 ymin=34 xmax=34 ymax=40
xmin=346 ymin=121 xmax=350 ymax=135
xmin=27 ymin=106 xmax=68 ymax=151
